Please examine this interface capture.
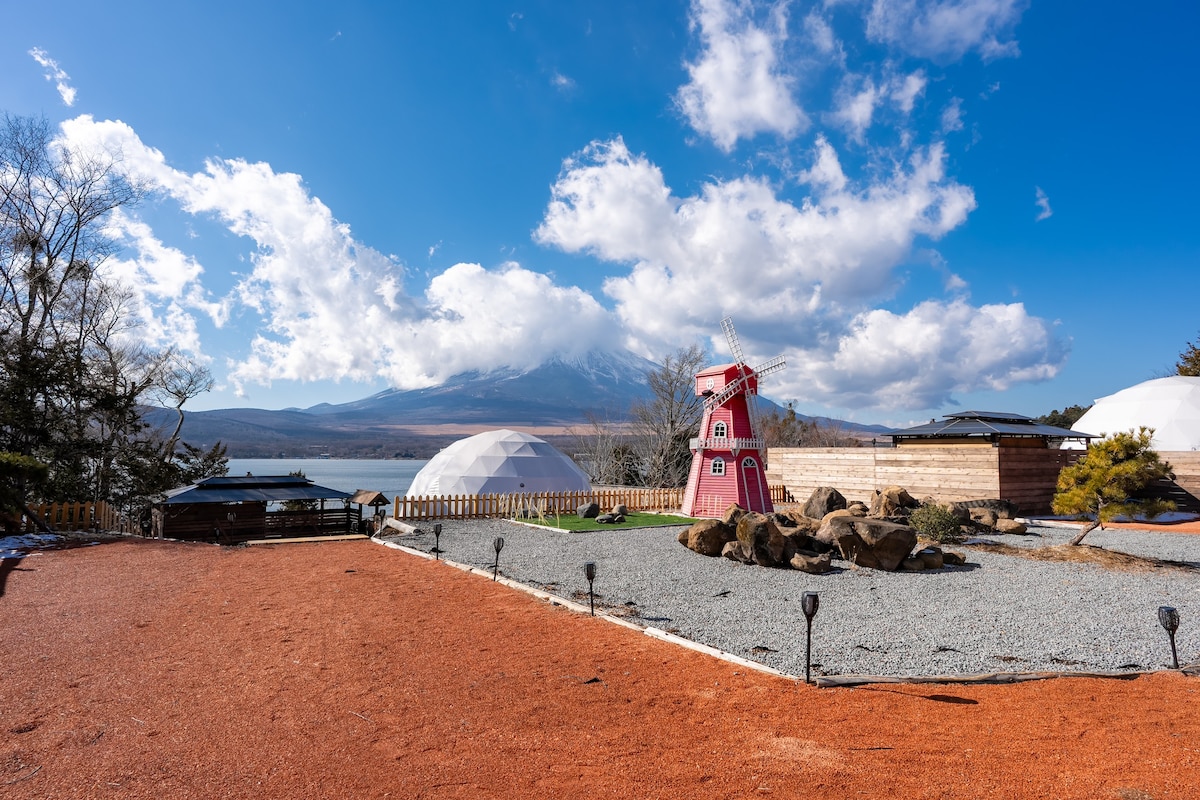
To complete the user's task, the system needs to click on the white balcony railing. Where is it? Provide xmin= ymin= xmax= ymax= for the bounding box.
xmin=690 ymin=436 xmax=765 ymax=451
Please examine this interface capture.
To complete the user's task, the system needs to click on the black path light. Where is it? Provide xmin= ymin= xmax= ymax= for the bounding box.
xmin=433 ymin=523 xmax=443 ymax=561
xmin=584 ymin=562 xmax=597 ymax=616
xmin=492 ymin=536 xmax=505 ymax=581
xmin=1158 ymin=606 xmax=1181 ymax=669
xmin=801 ymin=592 xmax=820 ymax=685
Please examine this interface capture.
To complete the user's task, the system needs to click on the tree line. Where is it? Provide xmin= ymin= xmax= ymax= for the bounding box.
xmin=0 ymin=114 xmax=225 ymax=531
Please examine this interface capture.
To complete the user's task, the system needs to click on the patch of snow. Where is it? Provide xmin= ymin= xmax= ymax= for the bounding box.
xmin=1 ymin=532 xmax=66 ymax=557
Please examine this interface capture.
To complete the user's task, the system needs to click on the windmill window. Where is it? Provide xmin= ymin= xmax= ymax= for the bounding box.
xmin=710 ymin=458 xmax=725 ymax=476
xmin=742 ymin=457 xmax=758 ymax=469
xmin=713 ymin=421 xmax=728 ymax=438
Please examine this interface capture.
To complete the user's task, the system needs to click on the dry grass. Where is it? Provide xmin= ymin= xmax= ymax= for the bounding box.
xmin=964 ymin=540 xmax=1199 ymax=573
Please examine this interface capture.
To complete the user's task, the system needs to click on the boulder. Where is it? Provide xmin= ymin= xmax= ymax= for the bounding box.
xmin=577 ymin=501 xmax=600 ymax=519
xmin=815 ymin=516 xmax=918 ymax=571
xmin=969 ymin=508 xmax=998 ymax=529
xmin=901 ymin=556 xmax=926 ymax=571
xmin=790 ymin=551 xmax=833 ymax=574
xmin=942 ymin=550 xmax=966 ymax=566
xmin=721 ymin=540 xmax=750 ymax=563
xmin=847 ymin=502 xmax=870 ymax=517
xmin=821 ymin=508 xmax=856 ymax=525
xmin=611 ymin=504 xmax=630 ymax=517
xmin=676 ymin=527 xmax=690 ymax=545
xmin=782 ymin=529 xmax=831 ymax=555
xmin=803 ymin=487 xmax=847 ymax=520
xmin=722 ymin=503 xmax=748 ymax=526
xmin=995 ymin=519 xmax=1028 ymax=535
xmin=595 ymin=513 xmax=617 ymax=524
xmin=770 ymin=512 xmax=797 ymax=529
xmin=782 ymin=511 xmax=822 ymax=533
xmin=735 ymin=512 xmax=790 ymax=568
xmin=916 ymin=546 xmax=944 ymax=570
xmin=869 ymin=486 xmax=919 ymax=518
xmin=683 ymin=519 xmax=737 ymax=556
xmin=950 ymin=499 xmax=1018 ymax=519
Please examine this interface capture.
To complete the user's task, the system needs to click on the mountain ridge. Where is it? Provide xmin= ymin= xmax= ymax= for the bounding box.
xmin=164 ymin=350 xmax=892 ymax=458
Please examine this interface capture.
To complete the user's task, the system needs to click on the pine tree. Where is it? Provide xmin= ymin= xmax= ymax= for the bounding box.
xmin=1177 ymin=333 xmax=1200 ymax=377
xmin=1051 ymin=428 xmax=1175 ymax=545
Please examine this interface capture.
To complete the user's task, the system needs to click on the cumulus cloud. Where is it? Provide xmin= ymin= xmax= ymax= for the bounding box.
xmin=537 ymin=136 xmax=1064 ymax=410
xmin=1034 ymin=186 xmax=1052 ymax=221
xmin=29 ymin=48 xmax=77 ymax=106
xmin=56 ymin=116 xmax=617 ymax=395
xmin=788 ymin=299 xmax=1066 ymax=408
xmin=866 ymin=0 xmax=1027 ymax=62
xmin=676 ymin=0 xmax=806 ymax=151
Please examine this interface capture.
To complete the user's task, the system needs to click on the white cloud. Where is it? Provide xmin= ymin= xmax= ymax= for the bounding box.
xmin=676 ymin=0 xmax=806 ymax=152
xmin=28 ymin=48 xmax=77 ymax=106
xmin=536 ymin=136 xmax=1063 ymax=410
xmin=941 ymin=96 xmax=964 ymax=132
xmin=828 ymin=77 xmax=881 ymax=144
xmin=551 ymin=71 xmax=576 ymax=91
xmin=56 ymin=116 xmax=617 ymax=395
xmin=866 ymin=0 xmax=1026 ymax=62
xmin=787 ymin=299 xmax=1066 ymax=408
xmin=891 ymin=71 xmax=927 ymax=113
xmin=1035 ymin=186 xmax=1052 ymax=221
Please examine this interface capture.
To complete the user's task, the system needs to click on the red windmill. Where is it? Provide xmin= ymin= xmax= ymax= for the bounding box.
xmin=681 ymin=317 xmax=786 ymax=518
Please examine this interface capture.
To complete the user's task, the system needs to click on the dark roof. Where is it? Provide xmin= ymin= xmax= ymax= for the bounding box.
xmin=890 ymin=410 xmax=1096 ymax=441
xmin=349 ymin=489 xmax=391 ymax=506
xmin=162 ymin=475 xmax=352 ymax=505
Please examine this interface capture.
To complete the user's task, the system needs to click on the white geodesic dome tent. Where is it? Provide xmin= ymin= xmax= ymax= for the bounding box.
xmin=406 ymin=429 xmax=592 ymax=497
xmin=1066 ymin=376 xmax=1200 ymax=451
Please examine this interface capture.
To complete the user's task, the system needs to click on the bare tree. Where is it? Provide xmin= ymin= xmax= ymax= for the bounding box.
xmin=630 ymin=345 xmax=706 ymax=488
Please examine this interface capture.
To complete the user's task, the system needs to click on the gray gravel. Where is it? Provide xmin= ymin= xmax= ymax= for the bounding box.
xmin=379 ymin=519 xmax=1200 ymax=680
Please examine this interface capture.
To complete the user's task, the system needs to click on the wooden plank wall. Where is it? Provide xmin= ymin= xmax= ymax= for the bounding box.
xmin=998 ymin=448 xmax=1082 ymax=514
xmin=768 ymin=446 xmax=1087 ymax=513
xmin=1162 ymin=451 xmax=1200 ymax=501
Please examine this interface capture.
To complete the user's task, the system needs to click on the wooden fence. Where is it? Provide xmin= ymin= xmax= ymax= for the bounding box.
xmin=26 ymin=501 xmax=135 ymax=534
xmin=392 ymin=485 xmax=794 ymax=521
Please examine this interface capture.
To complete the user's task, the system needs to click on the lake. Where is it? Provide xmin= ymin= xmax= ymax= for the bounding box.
xmin=226 ymin=458 xmax=428 ymax=503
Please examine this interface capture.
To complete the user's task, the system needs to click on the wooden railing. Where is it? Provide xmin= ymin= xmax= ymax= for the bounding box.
xmin=27 ymin=501 xmax=135 ymax=534
xmin=393 ymin=485 xmax=795 ymax=521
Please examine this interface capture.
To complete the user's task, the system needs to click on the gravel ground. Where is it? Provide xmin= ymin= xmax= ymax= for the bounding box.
xmin=378 ymin=519 xmax=1200 ymax=680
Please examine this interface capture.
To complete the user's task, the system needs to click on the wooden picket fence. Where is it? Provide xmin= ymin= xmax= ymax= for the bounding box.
xmin=27 ymin=501 xmax=135 ymax=534
xmin=392 ymin=485 xmax=794 ymax=521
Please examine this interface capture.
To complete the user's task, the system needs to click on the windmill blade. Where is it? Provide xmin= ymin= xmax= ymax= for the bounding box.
xmin=721 ymin=316 xmax=745 ymax=365
xmin=704 ymin=373 xmax=751 ymax=409
xmin=752 ymin=354 xmax=787 ymax=377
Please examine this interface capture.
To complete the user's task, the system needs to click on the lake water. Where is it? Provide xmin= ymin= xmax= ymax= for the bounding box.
xmin=226 ymin=458 xmax=428 ymax=504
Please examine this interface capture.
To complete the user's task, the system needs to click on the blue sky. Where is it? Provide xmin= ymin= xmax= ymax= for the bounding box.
xmin=3 ymin=1 xmax=1197 ymax=426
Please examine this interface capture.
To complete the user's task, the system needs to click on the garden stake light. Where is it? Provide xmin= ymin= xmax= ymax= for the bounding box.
xmin=433 ymin=523 xmax=442 ymax=560
xmin=801 ymin=592 xmax=820 ymax=684
xmin=492 ymin=536 xmax=504 ymax=580
xmin=1158 ymin=606 xmax=1181 ymax=669
xmin=584 ymin=562 xmax=597 ymax=616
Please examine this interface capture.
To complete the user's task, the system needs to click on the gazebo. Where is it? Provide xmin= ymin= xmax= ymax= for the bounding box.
xmin=154 ymin=475 xmax=355 ymax=544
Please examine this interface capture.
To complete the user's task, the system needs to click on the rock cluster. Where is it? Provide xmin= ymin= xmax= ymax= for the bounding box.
xmin=577 ymin=501 xmax=629 ymax=524
xmin=676 ymin=485 xmax=1002 ymax=573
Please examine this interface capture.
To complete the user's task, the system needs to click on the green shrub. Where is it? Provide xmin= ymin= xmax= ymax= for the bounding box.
xmin=907 ymin=503 xmax=963 ymax=543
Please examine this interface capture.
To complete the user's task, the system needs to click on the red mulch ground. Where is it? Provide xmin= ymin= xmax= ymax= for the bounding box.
xmin=2 ymin=537 xmax=1198 ymax=799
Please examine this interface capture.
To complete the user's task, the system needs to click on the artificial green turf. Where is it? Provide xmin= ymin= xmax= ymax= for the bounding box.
xmin=516 ymin=511 xmax=696 ymax=531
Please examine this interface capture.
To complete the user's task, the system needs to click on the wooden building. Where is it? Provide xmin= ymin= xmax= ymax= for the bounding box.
xmin=153 ymin=475 xmax=356 ymax=544
xmin=770 ymin=411 xmax=1096 ymax=515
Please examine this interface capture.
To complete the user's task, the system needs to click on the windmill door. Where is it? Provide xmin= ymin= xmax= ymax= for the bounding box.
xmin=740 ymin=455 xmax=771 ymax=513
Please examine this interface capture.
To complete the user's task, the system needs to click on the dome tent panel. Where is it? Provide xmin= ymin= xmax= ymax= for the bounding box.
xmin=406 ymin=429 xmax=592 ymax=497
xmin=1069 ymin=377 xmax=1200 ymax=451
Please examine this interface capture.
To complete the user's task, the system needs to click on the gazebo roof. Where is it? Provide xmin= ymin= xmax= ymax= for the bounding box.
xmin=890 ymin=410 xmax=1096 ymax=442
xmin=162 ymin=475 xmax=352 ymax=505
